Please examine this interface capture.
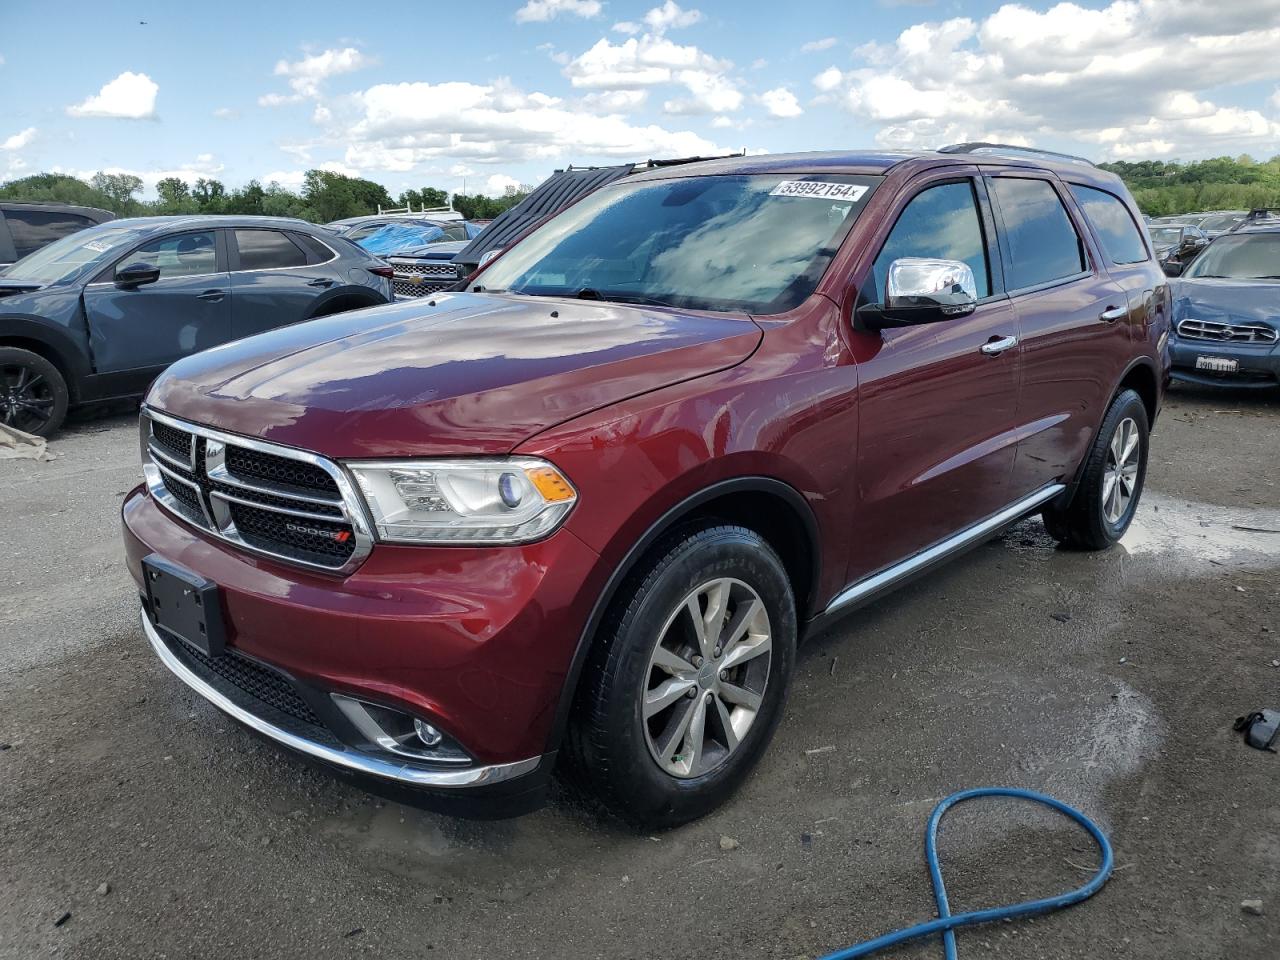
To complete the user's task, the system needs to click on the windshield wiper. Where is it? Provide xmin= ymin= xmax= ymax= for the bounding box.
xmin=573 ymin=288 xmax=679 ymax=309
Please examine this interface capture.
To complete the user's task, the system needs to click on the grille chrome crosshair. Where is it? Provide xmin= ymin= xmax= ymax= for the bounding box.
xmin=1177 ymin=318 xmax=1279 ymax=344
xmin=140 ymin=408 xmax=374 ymax=575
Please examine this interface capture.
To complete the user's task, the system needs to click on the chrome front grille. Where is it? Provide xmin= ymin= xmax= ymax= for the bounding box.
xmin=1177 ymin=318 xmax=1278 ymax=344
xmin=141 ymin=409 xmax=372 ymax=574
xmin=389 ymin=258 xmax=459 ymax=299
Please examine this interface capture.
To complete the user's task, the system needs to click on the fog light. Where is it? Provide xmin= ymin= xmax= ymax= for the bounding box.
xmin=414 ymin=718 xmax=444 ymax=747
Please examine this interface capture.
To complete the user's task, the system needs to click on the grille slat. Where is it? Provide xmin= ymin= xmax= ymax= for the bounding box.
xmin=1178 ymin=318 xmax=1278 ymax=344
xmin=143 ymin=413 xmax=364 ymax=573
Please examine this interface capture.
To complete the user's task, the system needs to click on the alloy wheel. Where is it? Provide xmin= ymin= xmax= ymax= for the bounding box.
xmin=0 ymin=362 xmax=56 ymax=434
xmin=1102 ymin=416 xmax=1140 ymax=525
xmin=641 ymin=577 xmax=772 ymax=779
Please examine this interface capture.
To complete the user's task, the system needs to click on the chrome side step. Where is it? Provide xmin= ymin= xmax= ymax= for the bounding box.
xmin=823 ymin=483 xmax=1066 ymax=617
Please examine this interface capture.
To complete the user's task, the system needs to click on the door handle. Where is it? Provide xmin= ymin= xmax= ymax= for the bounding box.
xmin=980 ymin=334 xmax=1018 ymax=356
xmin=1099 ymin=305 xmax=1127 ymax=322
xmin=196 ymin=289 xmax=225 ymax=302
xmin=307 ymin=277 xmax=336 ymax=288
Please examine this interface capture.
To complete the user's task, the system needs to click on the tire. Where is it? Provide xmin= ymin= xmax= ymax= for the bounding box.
xmin=1042 ymin=388 xmax=1149 ymax=550
xmin=0 ymin=347 xmax=69 ymax=438
xmin=565 ymin=524 xmax=797 ymax=828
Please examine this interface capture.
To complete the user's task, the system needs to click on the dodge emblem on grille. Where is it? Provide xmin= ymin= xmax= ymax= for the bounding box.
xmin=285 ymin=521 xmax=351 ymax=542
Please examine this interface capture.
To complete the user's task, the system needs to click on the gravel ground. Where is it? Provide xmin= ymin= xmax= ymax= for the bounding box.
xmin=1 ymin=385 xmax=1277 ymax=960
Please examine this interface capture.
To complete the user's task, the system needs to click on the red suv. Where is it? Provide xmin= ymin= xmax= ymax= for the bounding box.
xmin=122 ymin=145 xmax=1169 ymax=827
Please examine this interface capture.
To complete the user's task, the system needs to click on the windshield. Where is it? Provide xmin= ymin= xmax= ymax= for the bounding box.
xmin=1149 ymin=227 xmax=1182 ymax=246
xmin=1183 ymin=234 xmax=1280 ymax=279
xmin=3 ymin=226 xmax=144 ymax=284
xmin=475 ymin=173 xmax=880 ymax=314
xmin=1197 ymin=214 xmax=1243 ymax=233
xmin=358 ymin=223 xmax=445 ymax=254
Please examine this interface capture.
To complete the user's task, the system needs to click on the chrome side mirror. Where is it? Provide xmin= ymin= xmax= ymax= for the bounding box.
xmin=885 ymin=258 xmax=978 ymax=317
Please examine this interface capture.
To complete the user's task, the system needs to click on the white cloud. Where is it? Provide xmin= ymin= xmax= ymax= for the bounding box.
xmin=613 ymin=21 xmax=641 ymax=34
xmin=342 ymin=77 xmax=726 ymax=171
xmin=261 ymin=160 xmax=360 ymax=191
xmin=67 ymin=71 xmax=158 ymax=120
xmin=824 ymin=1 xmax=1280 ymax=158
xmin=801 ymin=37 xmax=838 ymax=52
xmin=515 ymin=0 xmax=601 ymax=23
xmin=212 ymin=107 xmax=239 ymax=119
xmin=55 ymin=154 xmax=225 ymax=196
xmin=265 ymin=47 xmax=373 ymax=104
xmin=644 ymin=1 xmax=703 ymax=32
xmin=2 ymin=127 xmax=36 ymax=151
xmin=581 ymin=89 xmax=649 ymax=112
xmin=759 ymin=87 xmax=802 ymax=118
xmin=564 ymin=34 xmax=741 ymax=114
xmin=485 ymin=173 xmax=523 ymax=195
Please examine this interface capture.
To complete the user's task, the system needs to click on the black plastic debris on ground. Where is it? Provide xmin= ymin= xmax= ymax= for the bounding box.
xmin=1234 ymin=709 xmax=1279 ymax=752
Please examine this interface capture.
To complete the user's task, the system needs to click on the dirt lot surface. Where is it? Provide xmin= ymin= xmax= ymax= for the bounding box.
xmin=2 ymin=386 xmax=1278 ymax=960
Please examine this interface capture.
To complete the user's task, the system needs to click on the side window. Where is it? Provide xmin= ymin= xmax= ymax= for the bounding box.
xmin=872 ymin=181 xmax=991 ymax=300
xmin=291 ymin=233 xmax=334 ymax=264
xmin=1070 ymin=185 xmax=1148 ymax=265
xmin=988 ymin=177 xmax=1086 ymax=290
xmin=7 ymin=210 xmax=94 ymax=259
xmin=234 ymin=229 xmax=307 ymax=270
xmin=442 ymin=224 xmax=469 ymax=242
xmin=120 ymin=231 xmax=218 ymax=279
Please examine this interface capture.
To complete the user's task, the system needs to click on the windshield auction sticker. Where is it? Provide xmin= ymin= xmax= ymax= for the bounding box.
xmin=770 ymin=180 xmax=869 ymax=202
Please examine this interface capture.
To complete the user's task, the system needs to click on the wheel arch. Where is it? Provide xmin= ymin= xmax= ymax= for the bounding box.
xmin=304 ymin=288 xmax=387 ymax=320
xmin=0 ymin=318 xmax=87 ymax=403
xmin=546 ymin=475 xmax=820 ymax=755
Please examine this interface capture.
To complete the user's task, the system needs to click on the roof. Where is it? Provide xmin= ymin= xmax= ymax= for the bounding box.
xmin=102 ymin=214 xmax=318 ymax=232
xmin=0 ymin=200 xmax=115 ymax=222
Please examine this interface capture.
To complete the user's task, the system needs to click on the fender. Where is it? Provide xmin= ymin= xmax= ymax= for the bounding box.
xmin=303 ymin=286 xmax=388 ymax=320
xmin=0 ymin=314 xmax=93 ymax=399
xmin=1050 ymin=355 xmax=1159 ymax=512
xmin=544 ymin=474 xmax=820 ymax=755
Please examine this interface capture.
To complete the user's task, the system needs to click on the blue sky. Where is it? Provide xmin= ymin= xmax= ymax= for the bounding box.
xmin=2 ymin=0 xmax=1279 ymax=199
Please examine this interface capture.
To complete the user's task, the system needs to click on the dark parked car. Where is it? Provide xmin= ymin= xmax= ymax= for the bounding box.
xmin=384 ymin=239 xmax=468 ymax=299
xmin=1148 ymin=224 xmax=1209 ymax=274
xmin=1193 ymin=211 xmax=1246 ymax=238
xmin=0 ymin=201 xmax=114 ymax=269
xmin=0 ymin=215 xmax=392 ymax=435
xmin=124 ymin=145 xmax=1166 ymax=826
xmin=1168 ymin=222 xmax=1280 ymax=388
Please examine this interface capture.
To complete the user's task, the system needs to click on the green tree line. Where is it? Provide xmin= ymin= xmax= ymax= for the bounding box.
xmin=1100 ymin=154 xmax=1280 ymax=216
xmin=0 ymin=169 xmax=530 ymax=224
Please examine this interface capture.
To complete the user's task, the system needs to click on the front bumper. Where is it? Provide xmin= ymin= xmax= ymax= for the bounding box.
xmin=123 ymin=485 xmax=602 ymax=813
xmin=1169 ymin=337 xmax=1280 ymax=388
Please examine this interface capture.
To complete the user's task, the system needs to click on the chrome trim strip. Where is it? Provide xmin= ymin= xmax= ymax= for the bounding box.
xmin=210 ymin=488 xmax=348 ymax=524
xmin=141 ymin=610 xmax=541 ymax=789
xmin=142 ymin=407 xmax=374 ymax=576
xmin=207 ymin=458 xmax=345 ymax=507
xmin=145 ymin=462 xmax=213 ymax=528
xmin=147 ymin=441 xmax=195 ymax=474
xmin=824 ymin=483 xmax=1066 ymax=616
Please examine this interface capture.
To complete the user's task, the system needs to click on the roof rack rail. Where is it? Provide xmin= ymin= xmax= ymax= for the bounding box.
xmin=937 ymin=142 xmax=1095 ymax=167
xmin=1226 ymin=207 xmax=1280 ymax=233
xmin=375 ymin=203 xmax=458 ymax=216
xmin=641 ymin=150 xmax=747 ymax=169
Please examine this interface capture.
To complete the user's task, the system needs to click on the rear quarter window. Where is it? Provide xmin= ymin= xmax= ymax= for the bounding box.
xmin=1071 ymin=185 xmax=1149 ymax=265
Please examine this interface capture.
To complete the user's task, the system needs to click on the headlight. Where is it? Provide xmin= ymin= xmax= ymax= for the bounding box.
xmin=346 ymin=457 xmax=577 ymax=545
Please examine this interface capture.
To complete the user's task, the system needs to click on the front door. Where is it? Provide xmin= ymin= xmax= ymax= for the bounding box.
xmin=847 ymin=174 xmax=1021 ymax=583
xmin=83 ymin=229 xmax=231 ymax=382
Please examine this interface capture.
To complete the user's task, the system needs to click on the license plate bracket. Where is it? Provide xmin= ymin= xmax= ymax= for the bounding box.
xmin=1195 ymin=355 xmax=1239 ymax=373
xmin=143 ymin=554 xmax=226 ymax=657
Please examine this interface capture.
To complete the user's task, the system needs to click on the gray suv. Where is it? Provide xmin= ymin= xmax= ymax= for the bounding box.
xmin=0 ymin=215 xmax=393 ymax=436
xmin=0 ymin=201 xmax=115 ymax=269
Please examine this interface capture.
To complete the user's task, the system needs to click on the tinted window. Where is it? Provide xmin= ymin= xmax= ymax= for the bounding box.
xmin=1071 ymin=185 xmax=1148 ymax=265
xmin=872 ymin=181 xmax=990 ymax=300
xmin=479 ymin=174 xmax=879 ymax=314
xmin=989 ymin=178 xmax=1086 ymax=289
xmin=292 ymin=233 xmax=334 ymax=264
xmin=6 ymin=209 xmax=94 ymax=258
xmin=120 ymin=231 xmax=219 ymax=279
xmin=235 ymin=229 xmax=306 ymax=270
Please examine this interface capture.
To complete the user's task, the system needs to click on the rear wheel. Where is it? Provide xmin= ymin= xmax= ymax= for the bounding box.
xmin=565 ymin=524 xmax=796 ymax=828
xmin=0 ymin=347 xmax=68 ymax=438
xmin=1042 ymin=388 xmax=1148 ymax=550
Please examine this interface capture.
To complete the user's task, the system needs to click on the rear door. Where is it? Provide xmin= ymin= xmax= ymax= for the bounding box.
xmin=83 ymin=228 xmax=231 ymax=378
xmin=983 ymin=171 xmax=1131 ymax=497
xmin=228 ymin=228 xmax=332 ymax=339
xmin=848 ymin=171 xmax=1022 ymax=580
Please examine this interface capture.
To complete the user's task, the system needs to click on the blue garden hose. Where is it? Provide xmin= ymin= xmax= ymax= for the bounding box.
xmin=819 ymin=787 xmax=1114 ymax=960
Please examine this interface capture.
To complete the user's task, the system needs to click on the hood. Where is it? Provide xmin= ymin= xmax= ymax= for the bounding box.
xmin=148 ymin=292 xmax=762 ymax=458
xmin=1171 ymin=277 xmax=1280 ymax=328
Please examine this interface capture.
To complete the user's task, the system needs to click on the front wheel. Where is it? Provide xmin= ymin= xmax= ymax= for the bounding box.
xmin=565 ymin=524 xmax=796 ymax=828
xmin=1042 ymin=388 xmax=1149 ymax=550
xmin=0 ymin=347 xmax=69 ymax=438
